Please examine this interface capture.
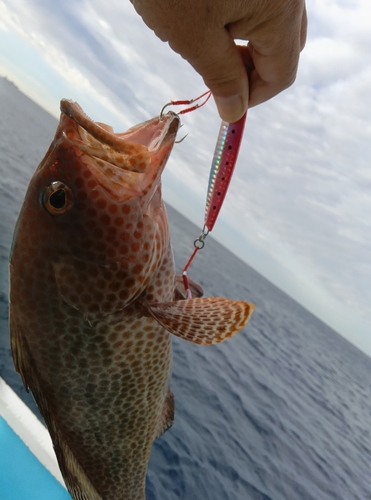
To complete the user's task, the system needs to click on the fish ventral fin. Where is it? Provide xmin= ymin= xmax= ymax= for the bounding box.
xmin=155 ymin=388 xmax=175 ymax=439
xmin=145 ymin=297 xmax=255 ymax=345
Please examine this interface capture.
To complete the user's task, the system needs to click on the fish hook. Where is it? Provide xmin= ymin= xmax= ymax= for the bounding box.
xmin=160 ymin=90 xmax=212 ymax=117
xmin=175 ymin=133 xmax=188 ymax=144
xmin=161 ymin=91 xmax=211 ymax=142
xmin=182 ymin=226 xmax=209 ymax=298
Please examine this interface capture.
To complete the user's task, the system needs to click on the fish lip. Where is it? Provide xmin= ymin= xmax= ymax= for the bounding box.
xmin=59 ymin=100 xmax=180 ymax=196
xmin=60 ymin=99 xmax=180 ymax=155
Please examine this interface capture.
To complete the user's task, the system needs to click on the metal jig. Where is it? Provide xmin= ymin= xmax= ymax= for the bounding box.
xmin=182 ymin=113 xmax=247 ymax=298
xmin=204 ymin=112 xmax=247 ymax=232
xmin=159 ymin=90 xmax=247 ymax=299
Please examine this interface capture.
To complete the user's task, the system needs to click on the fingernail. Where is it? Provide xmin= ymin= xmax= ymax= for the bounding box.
xmin=213 ymin=94 xmax=247 ymax=123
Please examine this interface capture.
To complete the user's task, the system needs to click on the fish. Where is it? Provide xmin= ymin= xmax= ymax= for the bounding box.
xmin=9 ymin=100 xmax=255 ymax=500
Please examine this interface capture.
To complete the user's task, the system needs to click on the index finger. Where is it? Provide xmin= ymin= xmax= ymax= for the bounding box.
xmin=230 ymin=4 xmax=307 ymax=107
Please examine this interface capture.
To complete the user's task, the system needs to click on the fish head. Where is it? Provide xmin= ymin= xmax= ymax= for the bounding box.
xmin=11 ymin=100 xmax=180 ymax=315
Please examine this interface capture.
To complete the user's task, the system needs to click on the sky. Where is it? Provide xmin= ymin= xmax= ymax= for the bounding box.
xmin=0 ymin=0 xmax=370 ymax=355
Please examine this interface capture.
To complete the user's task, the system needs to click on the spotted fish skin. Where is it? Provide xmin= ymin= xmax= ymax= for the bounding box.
xmin=9 ymin=100 xmax=255 ymax=500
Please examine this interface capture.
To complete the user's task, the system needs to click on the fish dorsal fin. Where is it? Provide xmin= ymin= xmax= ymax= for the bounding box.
xmin=146 ymin=297 xmax=255 ymax=345
xmin=174 ymin=274 xmax=204 ymax=300
xmin=155 ymin=388 xmax=175 ymax=439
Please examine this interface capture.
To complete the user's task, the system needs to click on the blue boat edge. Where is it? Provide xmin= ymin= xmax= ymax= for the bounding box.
xmin=0 ymin=377 xmax=71 ymax=500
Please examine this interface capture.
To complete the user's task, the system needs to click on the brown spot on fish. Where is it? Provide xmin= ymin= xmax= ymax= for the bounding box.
xmin=114 ymin=216 xmax=124 ymax=226
xmin=97 ymin=198 xmax=107 ymax=209
xmin=131 ymin=242 xmax=140 ymax=252
xmin=100 ymin=214 xmax=110 ymax=225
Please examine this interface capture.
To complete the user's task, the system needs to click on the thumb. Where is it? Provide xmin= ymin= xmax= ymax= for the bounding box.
xmin=189 ymin=30 xmax=249 ymax=123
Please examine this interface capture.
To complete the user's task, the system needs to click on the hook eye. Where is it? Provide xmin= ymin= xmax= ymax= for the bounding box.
xmin=43 ymin=181 xmax=74 ymax=215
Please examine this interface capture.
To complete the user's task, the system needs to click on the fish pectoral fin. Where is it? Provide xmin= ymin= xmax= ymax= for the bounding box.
xmin=174 ymin=275 xmax=204 ymax=300
xmin=155 ymin=388 xmax=175 ymax=439
xmin=145 ymin=297 xmax=255 ymax=345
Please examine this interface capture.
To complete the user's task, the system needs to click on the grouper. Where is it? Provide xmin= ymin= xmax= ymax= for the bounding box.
xmin=9 ymin=100 xmax=254 ymax=499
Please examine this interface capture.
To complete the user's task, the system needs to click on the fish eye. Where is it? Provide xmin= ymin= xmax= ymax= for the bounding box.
xmin=43 ymin=181 xmax=74 ymax=215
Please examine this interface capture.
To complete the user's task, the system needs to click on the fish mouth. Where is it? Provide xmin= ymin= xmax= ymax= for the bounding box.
xmin=59 ymin=99 xmax=180 ymax=196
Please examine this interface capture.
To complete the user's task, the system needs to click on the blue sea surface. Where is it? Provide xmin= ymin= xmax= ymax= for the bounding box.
xmin=1 ymin=77 xmax=370 ymax=500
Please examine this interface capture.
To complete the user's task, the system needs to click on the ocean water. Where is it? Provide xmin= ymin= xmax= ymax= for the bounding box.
xmin=0 ymin=76 xmax=370 ymax=500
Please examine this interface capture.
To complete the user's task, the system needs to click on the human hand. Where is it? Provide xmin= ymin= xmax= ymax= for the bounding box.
xmin=130 ymin=0 xmax=307 ymax=123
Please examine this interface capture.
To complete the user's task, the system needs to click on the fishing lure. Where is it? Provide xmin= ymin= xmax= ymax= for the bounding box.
xmin=161 ymin=91 xmax=247 ymax=298
xmin=204 ymin=112 xmax=247 ymax=233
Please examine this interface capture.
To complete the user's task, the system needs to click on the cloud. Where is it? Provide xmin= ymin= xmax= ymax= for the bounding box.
xmin=0 ymin=0 xmax=370 ymax=353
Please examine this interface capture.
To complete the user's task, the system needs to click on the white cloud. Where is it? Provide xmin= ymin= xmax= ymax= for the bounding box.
xmin=0 ymin=0 xmax=370 ymax=353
